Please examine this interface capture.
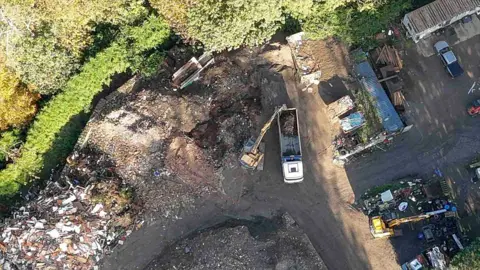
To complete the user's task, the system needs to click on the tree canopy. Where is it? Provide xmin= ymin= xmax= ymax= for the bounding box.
xmin=6 ymin=35 xmax=80 ymax=94
xmin=187 ymin=0 xmax=284 ymax=51
xmin=302 ymin=0 xmax=412 ymax=46
xmin=0 ymin=0 xmax=148 ymax=93
xmin=451 ymin=238 xmax=480 ymax=270
xmin=150 ymin=0 xmax=414 ymax=51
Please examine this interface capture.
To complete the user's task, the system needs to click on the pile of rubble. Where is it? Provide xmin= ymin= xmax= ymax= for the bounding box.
xmin=147 ymin=213 xmax=327 ymax=270
xmin=0 ymin=148 xmax=141 ymax=269
xmin=280 ymin=111 xmax=297 ymax=136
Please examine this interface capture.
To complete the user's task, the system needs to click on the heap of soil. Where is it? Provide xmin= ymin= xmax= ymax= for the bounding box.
xmin=147 ymin=213 xmax=326 ymax=270
xmin=280 ymin=111 xmax=297 ymax=136
xmin=295 ymin=38 xmax=350 ymax=82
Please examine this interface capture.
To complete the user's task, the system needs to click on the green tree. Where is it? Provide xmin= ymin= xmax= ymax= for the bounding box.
xmin=187 ymin=0 xmax=284 ymax=51
xmin=302 ymin=0 xmax=412 ymax=47
xmin=0 ymin=0 xmax=147 ymax=55
xmin=149 ymin=0 xmax=192 ymax=38
xmin=6 ymin=35 xmax=80 ymax=94
xmin=281 ymin=0 xmax=313 ymax=19
xmin=451 ymin=238 xmax=480 ymax=270
xmin=0 ymin=0 xmax=148 ymax=94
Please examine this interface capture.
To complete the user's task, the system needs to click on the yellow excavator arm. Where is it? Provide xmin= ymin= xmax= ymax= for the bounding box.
xmin=371 ymin=209 xmax=446 ymax=238
xmin=240 ymin=104 xmax=287 ymax=169
xmin=387 ymin=214 xmax=430 ymax=227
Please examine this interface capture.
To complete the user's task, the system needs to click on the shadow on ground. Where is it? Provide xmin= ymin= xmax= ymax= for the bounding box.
xmin=318 ymin=75 xmax=351 ymax=105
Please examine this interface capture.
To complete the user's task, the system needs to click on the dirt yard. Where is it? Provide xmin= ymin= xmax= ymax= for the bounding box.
xmin=91 ymin=42 xmax=404 ymax=270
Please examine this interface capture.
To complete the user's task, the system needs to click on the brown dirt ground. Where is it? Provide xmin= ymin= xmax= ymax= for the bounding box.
xmin=98 ymin=42 xmax=402 ymax=270
xmin=256 ymin=42 xmax=399 ymax=269
xmin=295 ymin=38 xmax=350 ymax=81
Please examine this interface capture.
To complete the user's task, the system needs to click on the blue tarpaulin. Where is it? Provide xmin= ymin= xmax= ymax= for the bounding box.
xmin=340 ymin=112 xmax=365 ymax=133
xmin=354 ymin=59 xmax=404 ymax=133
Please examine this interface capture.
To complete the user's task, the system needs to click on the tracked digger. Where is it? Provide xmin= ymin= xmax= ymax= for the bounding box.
xmin=240 ymin=104 xmax=287 ymax=169
xmin=370 ymin=209 xmax=447 ymax=238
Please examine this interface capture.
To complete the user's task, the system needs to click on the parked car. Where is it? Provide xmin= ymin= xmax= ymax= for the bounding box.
xmin=434 ymin=41 xmax=464 ymax=78
xmin=467 ymin=99 xmax=480 ymax=116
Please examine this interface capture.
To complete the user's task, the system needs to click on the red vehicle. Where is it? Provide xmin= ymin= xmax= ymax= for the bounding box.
xmin=468 ymin=99 xmax=480 ymax=116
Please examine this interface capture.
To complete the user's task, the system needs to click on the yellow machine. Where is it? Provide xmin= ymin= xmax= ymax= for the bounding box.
xmin=240 ymin=104 xmax=287 ymax=169
xmin=370 ymin=209 xmax=447 ymax=238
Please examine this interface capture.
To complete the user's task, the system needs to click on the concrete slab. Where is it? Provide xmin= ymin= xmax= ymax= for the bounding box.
xmin=416 ymin=14 xmax=480 ymax=57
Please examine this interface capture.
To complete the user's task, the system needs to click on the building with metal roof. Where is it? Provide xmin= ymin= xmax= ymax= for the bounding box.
xmin=402 ymin=0 xmax=480 ymax=42
xmin=354 ymin=60 xmax=404 ymax=133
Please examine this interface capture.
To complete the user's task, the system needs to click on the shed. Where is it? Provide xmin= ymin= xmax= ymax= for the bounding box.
xmin=402 ymin=0 xmax=480 ymax=42
xmin=354 ymin=59 xmax=404 ymax=133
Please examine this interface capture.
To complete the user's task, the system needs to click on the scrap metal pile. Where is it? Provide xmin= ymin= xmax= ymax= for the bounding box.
xmin=0 ymin=148 xmax=141 ymax=269
xmin=360 ymin=178 xmax=452 ymax=217
xmin=359 ymin=177 xmax=466 ymax=269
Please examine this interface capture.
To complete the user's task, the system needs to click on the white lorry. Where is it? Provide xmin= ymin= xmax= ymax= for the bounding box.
xmin=277 ymin=108 xmax=304 ymax=183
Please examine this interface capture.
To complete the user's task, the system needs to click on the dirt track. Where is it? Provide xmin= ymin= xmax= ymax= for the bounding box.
xmin=101 ymin=43 xmax=400 ymax=270
xmin=248 ymin=64 xmax=398 ymax=270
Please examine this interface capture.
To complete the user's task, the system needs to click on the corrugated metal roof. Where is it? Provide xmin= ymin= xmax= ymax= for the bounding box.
xmin=405 ymin=0 xmax=480 ymax=33
xmin=354 ymin=61 xmax=404 ymax=133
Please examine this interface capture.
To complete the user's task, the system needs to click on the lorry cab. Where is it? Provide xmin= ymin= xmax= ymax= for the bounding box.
xmin=282 ymin=158 xmax=303 ymax=183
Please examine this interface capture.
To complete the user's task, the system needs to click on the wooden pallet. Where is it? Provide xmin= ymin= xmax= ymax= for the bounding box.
xmin=374 ymin=45 xmax=403 ymax=70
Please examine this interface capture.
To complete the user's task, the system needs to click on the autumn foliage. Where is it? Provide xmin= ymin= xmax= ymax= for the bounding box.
xmin=0 ymin=64 xmax=39 ymax=131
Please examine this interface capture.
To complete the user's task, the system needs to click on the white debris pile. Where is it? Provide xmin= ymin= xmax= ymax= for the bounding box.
xmin=0 ymin=179 xmax=140 ymax=270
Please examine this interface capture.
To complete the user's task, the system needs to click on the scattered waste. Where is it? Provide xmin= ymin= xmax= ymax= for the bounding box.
xmin=468 ymin=82 xmax=476 ymax=95
xmin=0 ymin=149 xmax=142 ymax=269
xmin=340 ymin=112 xmax=365 ymax=133
xmin=280 ymin=111 xmax=297 ymax=136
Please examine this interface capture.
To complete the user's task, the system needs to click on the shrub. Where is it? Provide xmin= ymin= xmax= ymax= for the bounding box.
xmin=451 ymin=238 xmax=480 ymax=270
xmin=302 ymin=0 xmax=413 ymax=47
xmin=0 ymin=130 xmax=21 ymax=163
xmin=0 ymin=64 xmax=39 ymax=130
